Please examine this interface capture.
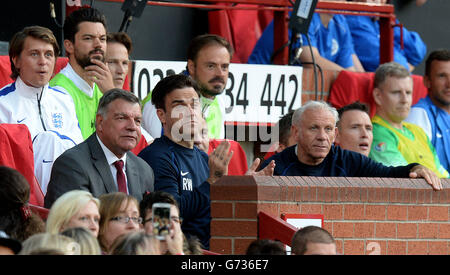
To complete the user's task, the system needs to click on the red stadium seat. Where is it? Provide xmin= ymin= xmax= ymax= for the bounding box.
xmin=208 ymin=4 xmax=273 ymax=63
xmin=131 ymin=134 xmax=148 ymax=155
xmin=0 ymin=124 xmax=44 ymax=206
xmin=0 ymin=56 xmax=13 ymax=89
xmin=329 ymin=70 xmax=428 ymax=117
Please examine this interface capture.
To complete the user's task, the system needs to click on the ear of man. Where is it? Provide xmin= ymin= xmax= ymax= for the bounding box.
xmin=95 ymin=113 xmax=104 ymax=132
xmin=156 ymin=109 xmax=166 ymax=125
xmin=373 ymin=87 xmax=383 ymax=106
xmin=64 ymin=40 xmax=74 ymax=55
xmin=423 ymin=75 xmax=431 ymax=90
xmin=334 ymin=127 xmax=341 ymax=145
xmin=187 ymin=59 xmax=195 ymax=77
xmin=12 ymin=56 xmax=19 ymax=69
xmin=290 ymin=124 xmax=299 ymax=141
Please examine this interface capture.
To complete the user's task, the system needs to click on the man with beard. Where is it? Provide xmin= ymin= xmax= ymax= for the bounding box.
xmin=50 ymin=7 xmax=114 ymax=139
xmin=406 ymin=49 xmax=450 ymax=173
xmin=142 ymin=34 xmax=232 ymax=139
xmin=369 ymin=62 xmax=448 ymax=178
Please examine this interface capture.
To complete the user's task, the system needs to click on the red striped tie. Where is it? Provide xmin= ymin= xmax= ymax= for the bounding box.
xmin=114 ymin=160 xmax=127 ymax=194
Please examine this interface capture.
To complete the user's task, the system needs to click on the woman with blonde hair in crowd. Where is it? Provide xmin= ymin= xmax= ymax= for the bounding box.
xmin=61 ymin=227 xmax=102 ymax=255
xmin=46 ymin=190 xmax=100 ymax=237
xmin=98 ymin=192 xmax=142 ymax=253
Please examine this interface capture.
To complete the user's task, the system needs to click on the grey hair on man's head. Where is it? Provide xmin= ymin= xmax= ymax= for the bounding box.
xmin=374 ymin=61 xmax=410 ymax=89
xmin=97 ymin=88 xmax=140 ymax=117
xmin=292 ymin=101 xmax=339 ymax=127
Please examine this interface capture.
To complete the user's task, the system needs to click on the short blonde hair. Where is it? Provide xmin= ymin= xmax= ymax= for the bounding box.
xmin=374 ymin=61 xmax=410 ymax=89
xmin=61 ymin=227 xmax=102 ymax=255
xmin=19 ymin=233 xmax=79 ymax=255
xmin=46 ymin=190 xmax=100 ymax=234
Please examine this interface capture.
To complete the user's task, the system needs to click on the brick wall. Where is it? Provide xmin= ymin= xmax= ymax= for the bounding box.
xmin=210 ymin=176 xmax=450 ymax=255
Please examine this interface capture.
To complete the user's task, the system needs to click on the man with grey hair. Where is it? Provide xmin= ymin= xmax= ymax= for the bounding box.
xmin=45 ymin=89 xmax=154 ymax=208
xmin=370 ymin=62 xmax=448 ymax=179
xmin=259 ymin=100 xmax=442 ymax=190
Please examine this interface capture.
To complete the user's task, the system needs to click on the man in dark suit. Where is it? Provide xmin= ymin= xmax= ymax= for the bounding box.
xmin=44 ymin=89 xmax=154 ymax=208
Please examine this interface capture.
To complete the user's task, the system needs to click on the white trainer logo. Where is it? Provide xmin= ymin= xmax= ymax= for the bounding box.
xmin=181 ymin=171 xmax=189 ymax=176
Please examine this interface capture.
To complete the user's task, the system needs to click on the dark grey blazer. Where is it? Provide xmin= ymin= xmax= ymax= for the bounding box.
xmin=44 ymin=133 xmax=154 ymax=208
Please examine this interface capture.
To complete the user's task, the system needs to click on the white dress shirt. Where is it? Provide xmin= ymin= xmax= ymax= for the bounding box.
xmin=96 ymin=134 xmax=129 ymax=194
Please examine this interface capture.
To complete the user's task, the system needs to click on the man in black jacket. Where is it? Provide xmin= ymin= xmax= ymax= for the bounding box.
xmin=259 ymin=100 xmax=442 ymax=191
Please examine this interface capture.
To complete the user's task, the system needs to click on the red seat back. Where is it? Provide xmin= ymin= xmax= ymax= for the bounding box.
xmin=0 ymin=124 xmax=44 ymax=206
xmin=131 ymin=134 xmax=148 ymax=156
xmin=0 ymin=55 xmax=13 ymax=89
xmin=208 ymin=4 xmax=273 ymax=63
xmin=329 ymin=70 xmax=428 ymax=117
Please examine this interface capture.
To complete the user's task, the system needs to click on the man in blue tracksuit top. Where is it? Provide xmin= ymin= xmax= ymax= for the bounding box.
xmin=138 ymin=74 xmax=234 ymax=250
xmin=258 ymin=100 xmax=443 ymax=191
xmin=248 ymin=12 xmax=361 ymax=72
xmin=405 ymin=49 xmax=450 ymax=172
xmin=345 ymin=14 xmax=426 ymax=72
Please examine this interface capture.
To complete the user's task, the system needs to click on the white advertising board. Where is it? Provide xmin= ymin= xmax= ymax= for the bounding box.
xmin=132 ymin=61 xmax=303 ymax=124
